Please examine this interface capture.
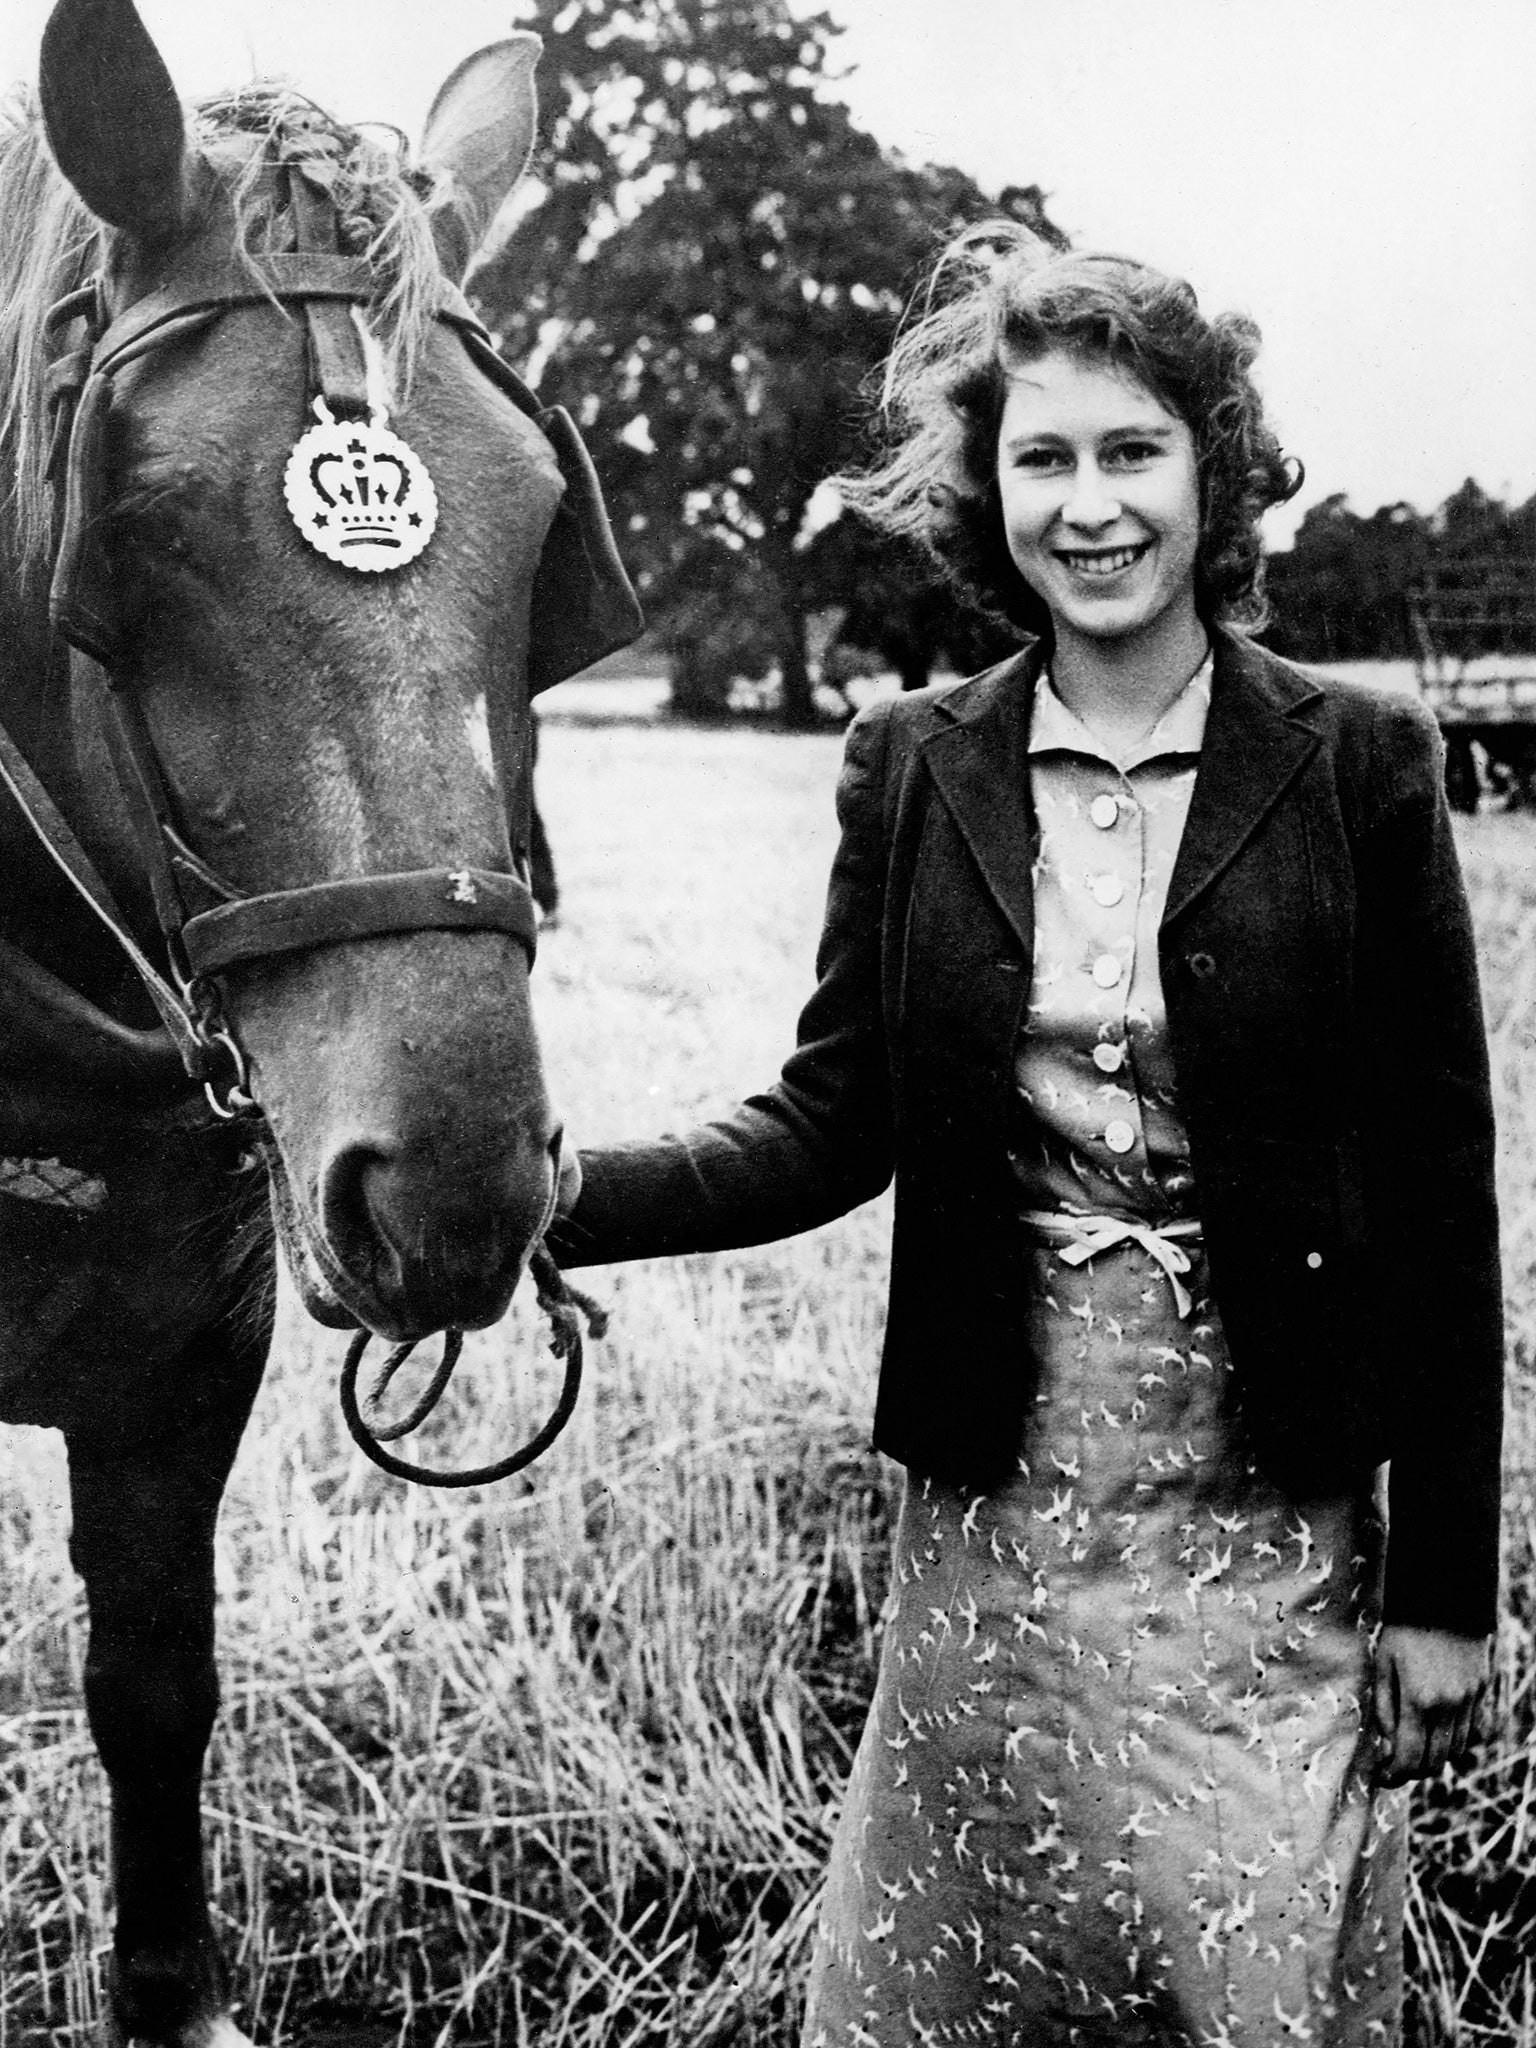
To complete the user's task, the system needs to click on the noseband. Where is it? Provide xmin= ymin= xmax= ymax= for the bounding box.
xmin=18 ymin=248 xmax=625 ymax=1116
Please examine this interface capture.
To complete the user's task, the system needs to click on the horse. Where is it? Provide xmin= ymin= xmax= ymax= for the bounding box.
xmin=0 ymin=2 xmax=640 ymax=2041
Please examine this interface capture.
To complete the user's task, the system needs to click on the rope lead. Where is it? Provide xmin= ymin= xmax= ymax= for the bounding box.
xmin=339 ymin=1243 xmax=606 ymax=1488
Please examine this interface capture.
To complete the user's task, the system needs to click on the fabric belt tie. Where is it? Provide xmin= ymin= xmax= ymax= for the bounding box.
xmin=1023 ymin=1211 xmax=1203 ymax=1319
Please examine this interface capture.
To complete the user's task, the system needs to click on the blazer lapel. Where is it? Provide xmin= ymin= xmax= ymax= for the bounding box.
xmin=920 ymin=645 xmax=1042 ymax=957
xmin=920 ymin=632 xmax=1324 ymax=946
xmin=1162 ymin=633 xmax=1324 ymax=928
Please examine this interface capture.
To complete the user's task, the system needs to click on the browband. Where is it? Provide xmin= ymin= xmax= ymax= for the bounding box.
xmin=81 ymin=253 xmax=480 ymax=367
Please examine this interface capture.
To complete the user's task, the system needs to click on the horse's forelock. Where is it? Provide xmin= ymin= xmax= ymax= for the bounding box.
xmin=0 ymin=80 xmax=454 ymax=599
xmin=196 ymin=87 xmax=449 ymax=400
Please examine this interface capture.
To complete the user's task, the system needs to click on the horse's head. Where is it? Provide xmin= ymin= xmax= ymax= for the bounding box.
xmin=24 ymin=0 xmax=637 ymax=1340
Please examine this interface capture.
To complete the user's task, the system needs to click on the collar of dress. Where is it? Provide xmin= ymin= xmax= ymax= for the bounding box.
xmin=1030 ymin=649 xmax=1214 ymax=772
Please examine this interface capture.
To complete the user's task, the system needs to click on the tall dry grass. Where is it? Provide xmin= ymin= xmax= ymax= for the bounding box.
xmin=1405 ymin=813 xmax=1536 ymax=2047
xmin=1 ymin=719 xmax=1534 ymax=2046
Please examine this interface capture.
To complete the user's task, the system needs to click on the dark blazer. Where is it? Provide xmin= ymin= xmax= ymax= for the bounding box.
xmin=552 ymin=630 xmax=1504 ymax=1636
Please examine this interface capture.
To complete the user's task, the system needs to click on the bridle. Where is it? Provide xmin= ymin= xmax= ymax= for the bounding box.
xmin=12 ymin=241 xmax=638 ymax=1118
xmin=0 ymin=226 xmax=638 ymax=1484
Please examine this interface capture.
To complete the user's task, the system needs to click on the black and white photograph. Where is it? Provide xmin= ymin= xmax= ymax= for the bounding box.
xmin=0 ymin=2 xmax=1532 ymax=2043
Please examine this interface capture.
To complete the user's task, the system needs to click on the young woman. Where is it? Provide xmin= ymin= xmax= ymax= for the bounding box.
xmin=551 ymin=228 xmax=1502 ymax=2048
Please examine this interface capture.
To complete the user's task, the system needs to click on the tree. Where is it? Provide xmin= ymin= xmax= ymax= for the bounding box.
xmin=807 ymin=520 xmax=1021 ymax=693
xmin=1263 ymin=485 xmax=1536 ymax=666
xmin=476 ymin=0 xmax=1062 ymax=721
xmin=1419 ymin=481 xmax=1536 ymax=663
xmin=1263 ymin=495 xmax=1431 ymax=662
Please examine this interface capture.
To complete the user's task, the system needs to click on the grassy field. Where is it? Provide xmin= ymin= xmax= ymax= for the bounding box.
xmin=2 ymin=714 xmax=1535 ymax=2046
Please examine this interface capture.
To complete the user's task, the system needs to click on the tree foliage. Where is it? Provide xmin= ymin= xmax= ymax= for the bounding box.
xmin=808 ymin=521 xmax=1021 ymax=694
xmin=477 ymin=0 xmax=1062 ymax=719
xmin=477 ymin=2 xmax=1535 ymax=703
xmin=1264 ymin=485 xmax=1536 ymax=665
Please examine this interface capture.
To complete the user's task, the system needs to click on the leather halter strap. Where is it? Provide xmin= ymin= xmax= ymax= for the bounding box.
xmin=88 ymin=253 xmax=381 ymax=367
xmin=183 ymin=868 xmax=538 ymax=979
xmin=0 ymin=710 xmax=210 ymax=1073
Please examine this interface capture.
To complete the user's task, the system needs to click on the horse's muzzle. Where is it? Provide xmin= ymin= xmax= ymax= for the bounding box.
xmin=315 ymin=1121 xmax=559 ymax=1338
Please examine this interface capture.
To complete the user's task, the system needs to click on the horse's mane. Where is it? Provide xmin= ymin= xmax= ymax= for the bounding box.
xmin=0 ymin=91 xmax=97 ymax=590
xmin=0 ymin=81 xmax=452 ymax=592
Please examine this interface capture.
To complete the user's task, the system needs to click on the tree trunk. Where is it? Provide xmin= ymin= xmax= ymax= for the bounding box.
xmin=667 ymin=642 xmax=734 ymax=721
xmin=777 ymin=599 xmax=816 ymax=729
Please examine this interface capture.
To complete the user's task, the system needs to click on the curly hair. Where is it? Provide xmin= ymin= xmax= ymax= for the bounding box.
xmin=837 ymin=222 xmax=1302 ymax=640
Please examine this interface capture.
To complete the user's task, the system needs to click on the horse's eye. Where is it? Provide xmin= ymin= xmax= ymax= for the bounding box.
xmin=108 ymin=474 xmax=201 ymax=559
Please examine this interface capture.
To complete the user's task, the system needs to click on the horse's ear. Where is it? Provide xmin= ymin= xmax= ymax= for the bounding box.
xmin=38 ymin=0 xmax=190 ymax=238
xmin=419 ymin=34 xmax=541 ymax=283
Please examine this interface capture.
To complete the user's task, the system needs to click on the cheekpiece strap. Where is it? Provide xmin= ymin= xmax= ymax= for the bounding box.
xmin=97 ymin=680 xmax=207 ymax=940
xmin=48 ymin=370 xmax=115 ymax=662
xmin=0 ymin=707 xmax=208 ymax=1073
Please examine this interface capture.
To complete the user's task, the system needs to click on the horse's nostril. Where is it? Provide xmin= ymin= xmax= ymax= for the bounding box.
xmin=319 ymin=1132 xmax=554 ymax=1330
xmin=319 ymin=1141 xmax=401 ymax=1288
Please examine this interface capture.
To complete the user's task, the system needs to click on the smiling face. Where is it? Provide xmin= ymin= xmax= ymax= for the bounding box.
xmin=996 ymin=349 xmax=1202 ymax=657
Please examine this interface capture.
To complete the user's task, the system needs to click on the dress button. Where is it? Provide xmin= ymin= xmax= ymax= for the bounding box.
xmin=1091 ymin=953 xmax=1123 ymax=988
xmin=1090 ymin=794 xmax=1120 ymax=830
xmin=1090 ymin=873 xmax=1126 ymax=907
xmin=1103 ymin=1119 xmax=1137 ymax=1154
xmin=1189 ymin=951 xmax=1217 ymax=980
xmin=1092 ymin=1041 xmax=1125 ymax=1073
xmin=1306 ymin=1252 xmax=1323 ymax=1270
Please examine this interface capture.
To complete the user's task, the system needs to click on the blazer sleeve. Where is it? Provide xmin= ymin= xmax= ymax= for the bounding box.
xmin=547 ymin=701 xmax=897 ymax=1268
xmin=1356 ymin=694 xmax=1504 ymax=1635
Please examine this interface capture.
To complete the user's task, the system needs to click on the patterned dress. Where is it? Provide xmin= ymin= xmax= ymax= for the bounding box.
xmin=804 ymin=664 xmax=1408 ymax=2048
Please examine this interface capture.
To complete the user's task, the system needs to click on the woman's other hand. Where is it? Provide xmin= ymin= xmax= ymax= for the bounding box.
xmin=1372 ymin=1625 xmax=1491 ymax=1785
xmin=555 ymin=1133 xmax=583 ymax=1220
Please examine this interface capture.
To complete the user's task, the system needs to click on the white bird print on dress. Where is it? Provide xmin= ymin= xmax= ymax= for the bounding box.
xmin=1198 ymin=2021 xmax=1240 ymax=2048
xmin=1272 ymin=1993 xmax=1315 ymax=2038
xmin=1286 ymin=1515 xmax=1316 ymax=1574
xmin=863 ymin=1904 xmax=897 ymax=1942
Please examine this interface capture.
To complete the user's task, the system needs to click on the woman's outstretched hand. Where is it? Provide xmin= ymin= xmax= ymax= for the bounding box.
xmin=1372 ymin=1625 xmax=1491 ymax=1785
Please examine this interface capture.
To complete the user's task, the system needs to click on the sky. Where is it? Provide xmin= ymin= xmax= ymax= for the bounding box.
xmin=1 ymin=0 xmax=1532 ymax=546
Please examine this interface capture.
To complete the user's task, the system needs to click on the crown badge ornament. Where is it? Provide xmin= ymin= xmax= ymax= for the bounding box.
xmin=284 ymin=399 xmax=439 ymax=573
